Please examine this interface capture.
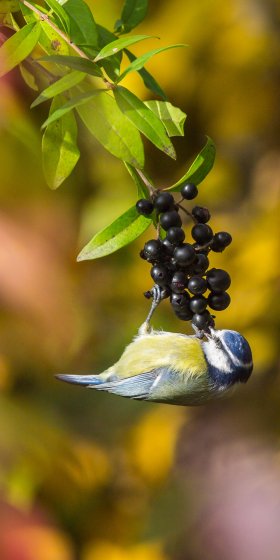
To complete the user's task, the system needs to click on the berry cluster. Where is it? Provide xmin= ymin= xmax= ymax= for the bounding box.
xmin=136 ymin=183 xmax=232 ymax=331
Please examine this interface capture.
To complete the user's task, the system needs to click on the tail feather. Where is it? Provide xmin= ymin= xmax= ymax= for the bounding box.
xmin=55 ymin=374 xmax=103 ymax=386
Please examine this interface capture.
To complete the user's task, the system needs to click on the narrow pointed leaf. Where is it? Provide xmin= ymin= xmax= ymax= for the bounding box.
xmin=0 ymin=22 xmax=41 ymax=78
xmin=41 ymin=90 xmax=104 ymax=128
xmin=167 ymin=137 xmax=216 ymax=191
xmin=117 ymin=43 xmax=187 ymax=82
xmin=94 ymin=34 xmax=156 ymax=62
xmin=144 ymin=100 xmax=186 ymax=137
xmin=42 ymin=95 xmax=80 ymax=189
xmin=19 ymin=63 xmax=38 ymax=91
xmin=39 ymin=54 xmax=103 ymax=77
xmin=31 ymin=70 xmax=85 ymax=108
xmin=115 ymin=0 xmax=148 ymax=34
xmin=60 ymin=0 xmax=98 ymax=53
xmin=44 ymin=0 xmax=70 ymax=34
xmin=96 ymin=24 xmax=121 ymax=80
xmin=77 ymin=205 xmax=151 ymax=261
xmin=114 ymin=86 xmax=176 ymax=159
xmin=38 ymin=21 xmax=69 ymax=55
xmin=77 ymin=92 xmax=145 ymax=168
xmin=124 ymin=163 xmax=151 ymax=199
xmin=125 ymin=48 xmax=167 ymax=100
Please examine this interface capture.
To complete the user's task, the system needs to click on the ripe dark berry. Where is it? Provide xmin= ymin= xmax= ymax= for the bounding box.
xmin=174 ymin=307 xmax=193 ymax=321
xmin=191 ymin=223 xmax=213 ymax=244
xmin=189 ymin=295 xmax=208 ymax=313
xmin=206 ymin=268 xmax=231 ymax=292
xmin=170 ymin=291 xmax=190 ymax=309
xmin=191 ymin=253 xmax=209 ymax=274
xmin=208 ymin=291 xmax=231 ymax=311
xmin=166 ymin=227 xmax=185 ymax=245
xmin=170 ymin=271 xmax=187 ymax=294
xmin=150 ymin=265 xmax=170 ymax=287
xmin=173 ymin=243 xmax=196 ymax=266
xmin=162 ymin=238 xmax=174 ymax=256
xmin=154 ymin=192 xmax=174 ymax=212
xmin=181 ymin=182 xmax=198 ymax=200
xmin=160 ymin=210 xmax=182 ymax=231
xmin=188 ymin=276 xmax=208 ymax=295
xmin=191 ymin=206 xmax=211 ymax=223
xmin=136 ymin=198 xmax=154 ymax=215
xmin=192 ymin=310 xmax=212 ymax=329
xmin=211 ymin=231 xmax=232 ymax=252
xmin=143 ymin=239 xmax=163 ymax=262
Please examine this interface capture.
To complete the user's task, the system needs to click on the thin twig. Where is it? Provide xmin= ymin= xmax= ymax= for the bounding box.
xmin=135 ymin=168 xmax=155 ymax=196
xmin=177 ymin=203 xmax=196 ymax=223
xmin=19 ymin=0 xmax=91 ymax=60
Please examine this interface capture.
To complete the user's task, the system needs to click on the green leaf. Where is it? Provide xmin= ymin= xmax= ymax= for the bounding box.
xmin=31 ymin=70 xmax=85 ymax=108
xmin=42 ymin=95 xmax=80 ymax=189
xmin=117 ymin=43 xmax=187 ymax=82
xmin=115 ymin=0 xmax=148 ymax=34
xmin=37 ymin=20 xmax=69 ymax=55
xmin=113 ymin=86 xmax=176 ymax=159
xmin=124 ymin=163 xmax=151 ymax=199
xmin=94 ymin=34 xmax=156 ymax=62
xmin=0 ymin=22 xmax=41 ymax=78
xmin=167 ymin=137 xmax=216 ymax=191
xmin=77 ymin=205 xmax=151 ymax=261
xmin=39 ymin=54 xmax=103 ymax=77
xmin=0 ymin=0 xmax=19 ymax=14
xmin=144 ymin=100 xmax=186 ymax=137
xmin=41 ymin=90 xmax=104 ymax=128
xmin=19 ymin=62 xmax=38 ymax=91
xmin=60 ymin=0 xmax=98 ymax=53
xmin=44 ymin=0 xmax=70 ymax=34
xmin=125 ymin=48 xmax=167 ymax=100
xmin=77 ymin=92 xmax=145 ymax=168
xmin=96 ymin=24 xmax=121 ymax=80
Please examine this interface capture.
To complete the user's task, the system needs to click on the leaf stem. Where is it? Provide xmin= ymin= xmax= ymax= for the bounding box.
xmin=135 ymin=168 xmax=155 ymax=196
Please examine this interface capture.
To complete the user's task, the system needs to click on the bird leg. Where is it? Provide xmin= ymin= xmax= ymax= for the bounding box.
xmin=138 ymin=285 xmax=163 ymax=335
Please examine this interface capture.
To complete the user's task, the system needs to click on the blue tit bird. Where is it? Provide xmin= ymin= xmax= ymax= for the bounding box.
xmin=56 ymin=287 xmax=253 ymax=406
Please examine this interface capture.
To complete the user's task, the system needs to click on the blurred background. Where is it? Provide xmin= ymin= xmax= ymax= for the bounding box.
xmin=0 ymin=0 xmax=280 ymax=558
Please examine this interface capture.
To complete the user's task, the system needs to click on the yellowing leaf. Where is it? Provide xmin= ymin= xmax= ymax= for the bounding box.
xmin=0 ymin=22 xmax=41 ymax=78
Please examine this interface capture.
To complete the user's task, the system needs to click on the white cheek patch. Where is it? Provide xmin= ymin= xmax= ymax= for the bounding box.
xmin=203 ymin=339 xmax=231 ymax=373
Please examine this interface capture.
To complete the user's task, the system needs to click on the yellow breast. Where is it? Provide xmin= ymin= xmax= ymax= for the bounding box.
xmin=114 ymin=331 xmax=208 ymax=379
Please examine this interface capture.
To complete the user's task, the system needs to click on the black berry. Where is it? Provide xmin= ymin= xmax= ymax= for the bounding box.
xmin=170 ymin=271 xmax=187 ymax=294
xmin=150 ymin=265 xmax=170 ymax=287
xmin=181 ymin=182 xmax=198 ymax=200
xmin=188 ymin=276 xmax=208 ymax=295
xmin=211 ymin=231 xmax=232 ymax=252
xmin=189 ymin=295 xmax=208 ymax=313
xmin=173 ymin=244 xmax=196 ymax=266
xmin=206 ymin=268 xmax=231 ymax=292
xmin=174 ymin=307 xmax=193 ymax=321
xmin=143 ymin=239 xmax=163 ymax=262
xmin=170 ymin=291 xmax=190 ymax=309
xmin=208 ymin=291 xmax=231 ymax=310
xmin=166 ymin=227 xmax=185 ymax=245
xmin=160 ymin=210 xmax=182 ymax=231
xmin=191 ymin=253 xmax=209 ymax=274
xmin=192 ymin=310 xmax=212 ymax=329
xmin=154 ymin=192 xmax=174 ymax=212
xmin=136 ymin=199 xmax=154 ymax=215
xmin=191 ymin=206 xmax=211 ymax=223
xmin=162 ymin=238 xmax=174 ymax=256
xmin=191 ymin=223 xmax=213 ymax=244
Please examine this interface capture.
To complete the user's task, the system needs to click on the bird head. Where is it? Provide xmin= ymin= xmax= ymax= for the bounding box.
xmin=202 ymin=328 xmax=253 ymax=387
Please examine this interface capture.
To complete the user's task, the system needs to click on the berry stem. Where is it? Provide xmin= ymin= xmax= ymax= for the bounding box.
xmin=177 ymin=203 xmax=197 ymax=223
xmin=135 ymin=169 xmax=155 ymax=196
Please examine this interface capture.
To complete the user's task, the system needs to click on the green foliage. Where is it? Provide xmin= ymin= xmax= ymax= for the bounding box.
xmin=42 ymin=95 xmax=80 ymax=188
xmin=77 ymin=205 xmax=152 ymax=261
xmin=0 ymin=0 xmax=215 ymax=260
xmin=115 ymin=0 xmax=148 ymax=34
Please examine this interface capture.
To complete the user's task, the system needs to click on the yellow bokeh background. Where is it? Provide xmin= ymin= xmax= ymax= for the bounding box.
xmin=0 ymin=1 xmax=279 ymax=559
